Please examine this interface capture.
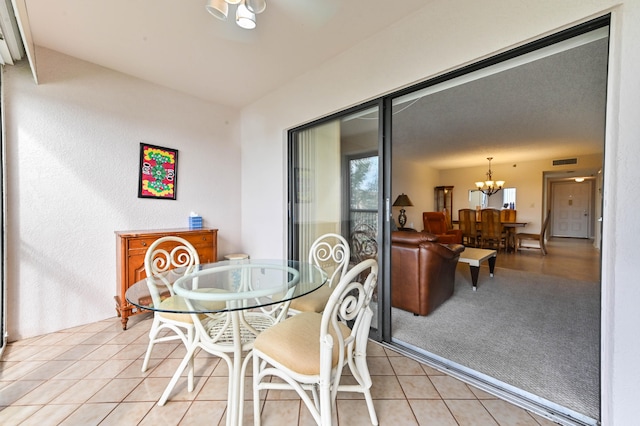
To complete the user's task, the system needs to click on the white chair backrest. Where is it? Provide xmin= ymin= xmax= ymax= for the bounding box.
xmin=308 ymin=233 xmax=350 ymax=288
xmin=320 ymin=258 xmax=378 ymax=401
xmin=144 ymin=236 xmax=200 ymax=304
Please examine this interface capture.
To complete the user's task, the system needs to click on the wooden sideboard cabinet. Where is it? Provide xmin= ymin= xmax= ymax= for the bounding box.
xmin=115 ymin=228 xmax=218 ymax=330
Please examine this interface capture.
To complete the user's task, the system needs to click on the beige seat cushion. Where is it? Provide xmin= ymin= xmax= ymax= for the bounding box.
xmin=158 ymin=290 xmax=227 ymax=323
xmin=254 ymin=312 xmax=351 ymax=376
xmin=288 ymin=285 xmax=334 ymax=313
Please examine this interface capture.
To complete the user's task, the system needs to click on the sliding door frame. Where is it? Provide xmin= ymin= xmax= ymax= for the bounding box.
xmin=383 ymin=15 xmax=608 ymax=426
xmin=288 ymin=14 xmax=609 ymax=425
xmin=287 ymin=98 xmax=388 ymax=341
xmin=1 ymin=68 xmax=6 ymax=355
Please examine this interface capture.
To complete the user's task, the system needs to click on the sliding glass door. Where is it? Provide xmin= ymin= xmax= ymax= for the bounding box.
xmin=288 ymin=102 xmax=384 ymax=334
xmin=288 ymin=16 xmax=607 ymax=426
xmin=386 ymin=22 xmax=607 ymax=425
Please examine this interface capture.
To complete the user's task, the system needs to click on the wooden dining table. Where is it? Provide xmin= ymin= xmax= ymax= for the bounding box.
xmin=452 ymin=220 xmax=528 ymax=251
xmin=501 ymin=221 xmax=528 ymax=251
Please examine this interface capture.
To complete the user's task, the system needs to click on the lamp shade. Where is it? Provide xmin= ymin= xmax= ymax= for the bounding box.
xmin=205 ymin=0 xmax=228 ymax=20
xmin=236 ymin=3 xmax=256 ymax=29
xmin=393 ymin=193 xmax=413 ymax=207
xmin=246 ymin=0 xmax=266 ymax=14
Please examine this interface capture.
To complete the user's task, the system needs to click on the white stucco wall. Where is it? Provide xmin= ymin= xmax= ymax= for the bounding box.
xmin=239 ymin=1 xmax=639 ymax=423
xmin=4 ymin=48 xmax=243 ymax=340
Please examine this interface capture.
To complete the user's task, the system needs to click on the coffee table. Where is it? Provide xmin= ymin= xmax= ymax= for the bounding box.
xmin=457 ymin=248 xmax=497 ymax=291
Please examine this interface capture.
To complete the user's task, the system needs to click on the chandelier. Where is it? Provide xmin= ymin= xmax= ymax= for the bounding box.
xmin=475 ymin=157 xmax=505 ymax=196
xmin=205 ymin=0 xmax=266 ymax=30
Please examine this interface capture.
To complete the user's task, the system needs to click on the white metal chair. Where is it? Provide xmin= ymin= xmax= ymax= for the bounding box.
xmin=288 ymin=233 xmax=350 ymax=314
xmin=252 ymin=258 xmax=379 ymax=426
xmin=141 ymin=236 xmax=203 ymax=376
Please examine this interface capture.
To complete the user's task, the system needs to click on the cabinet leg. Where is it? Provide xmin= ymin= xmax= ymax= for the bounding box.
xmin=121 ymin=316 xmax=128 ymax=330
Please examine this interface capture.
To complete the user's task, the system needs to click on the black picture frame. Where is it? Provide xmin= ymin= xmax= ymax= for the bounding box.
xmin=138 ymin=143 xmax=178 ymax=200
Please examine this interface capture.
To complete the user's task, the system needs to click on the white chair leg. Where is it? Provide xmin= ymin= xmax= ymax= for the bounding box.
xmin=348 ymin=363 xmax=378 ymax=425
xmin=141 ymin=315 xmax=161 ymax=372
xmin=364 ymin=389 xmax=378 ymax=425
xmin=237 ymin=350 xmax=253 ymax=424
xmin=186 ymin=325 xmax=195 ymax=392
xmin=253 ymin=356 xmax=262 ymax=426
xmin=158 ymin=341 xmax=198 ymax=406
xmin=319 ymin=381 xmax=332 ymax=426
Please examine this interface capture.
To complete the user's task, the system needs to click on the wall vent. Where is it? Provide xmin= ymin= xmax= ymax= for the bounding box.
xmin=553 ymin=158 xmax=578 ymax=166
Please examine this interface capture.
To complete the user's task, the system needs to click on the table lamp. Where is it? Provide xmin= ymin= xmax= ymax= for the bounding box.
xmin=392 ymin=193 xmax=413 ymax=228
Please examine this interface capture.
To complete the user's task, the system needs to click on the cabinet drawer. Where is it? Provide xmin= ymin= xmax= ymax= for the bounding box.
xmin=187 ymin=232 xmax=215 ymax=247
xmin=127 ymin=237 xmax=159 ymax=251
xmin=126 ymin=232 xmax=213 ymax=252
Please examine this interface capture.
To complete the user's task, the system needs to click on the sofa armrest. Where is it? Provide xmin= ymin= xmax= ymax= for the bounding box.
xmin=444 ymin=243 xmax=466 ymax=255
xmin=445 ymin=229 xmax=463 ymax=244
xmin=391 ymin=231 xmax=439 ymax=245
xmin=423 ymin=241 xmax=465 ymax=260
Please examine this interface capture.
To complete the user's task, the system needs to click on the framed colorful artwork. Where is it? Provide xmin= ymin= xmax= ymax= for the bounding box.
xmin=138 ymin=143 xmax=178 ymax=200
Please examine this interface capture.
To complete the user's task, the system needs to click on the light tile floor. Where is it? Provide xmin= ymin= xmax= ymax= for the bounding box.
xmin=0 ymin=314 xmax=559 ymax=425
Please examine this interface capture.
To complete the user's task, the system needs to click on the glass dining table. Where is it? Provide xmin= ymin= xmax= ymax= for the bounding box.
xmin=126 ymin=259 xmax=327 ymax=426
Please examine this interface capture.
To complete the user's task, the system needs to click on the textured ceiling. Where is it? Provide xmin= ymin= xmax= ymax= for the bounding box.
xmin=342 ymin=34 xmax=608 ymax=172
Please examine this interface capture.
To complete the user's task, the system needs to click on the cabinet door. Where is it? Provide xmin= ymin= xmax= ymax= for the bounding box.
xmin=185 ymin=231 xmax=217 ymax=262
xmin=434 ymin=186 xmax=454 ymax=223
xmin=129 ymin=252 xmax=148 ymax=284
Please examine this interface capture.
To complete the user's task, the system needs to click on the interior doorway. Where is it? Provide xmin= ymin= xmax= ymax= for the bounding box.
xmin=551 ymin=180 xmax=593 ymax=238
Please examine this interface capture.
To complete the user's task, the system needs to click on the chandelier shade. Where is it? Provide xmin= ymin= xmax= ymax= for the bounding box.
xmin=475 ymin=157 xmax=505 ymax=196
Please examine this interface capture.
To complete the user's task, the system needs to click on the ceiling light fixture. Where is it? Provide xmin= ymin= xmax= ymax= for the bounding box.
xmin=475 ymin=157 xmax=505 ymax=196
xmin=206 ymin=0 xmax=266 ymax=29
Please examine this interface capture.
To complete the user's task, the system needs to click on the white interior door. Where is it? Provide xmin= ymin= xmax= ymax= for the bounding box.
xmin=551 ymin=181 xmax=592 ymax=238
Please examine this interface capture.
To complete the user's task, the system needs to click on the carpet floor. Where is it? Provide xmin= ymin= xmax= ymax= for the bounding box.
xmin=391 ymin=264 xmax=600 ymax=420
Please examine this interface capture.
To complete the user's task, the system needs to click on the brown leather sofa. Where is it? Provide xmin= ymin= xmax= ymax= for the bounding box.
xmin=422 ymin=211 xmax=463 ymax=244
xmin=391 ymin=231 xmax=465 ymax=316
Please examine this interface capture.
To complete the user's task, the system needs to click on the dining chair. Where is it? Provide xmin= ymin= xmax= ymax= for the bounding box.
xmin=141 ymin=236 xmax=203 ymax=374
xmin=458 ymin=208 xmax=478 ymax=247
xmin=252 ymin=258 xmax=379 ymax=426
xmin=479 ymin=208 xmax=507 ymax=251
xmin=288 ymin=233 xmax=350 ymax=315
xmin=516 ymin=209 xmax=551 ymax=255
